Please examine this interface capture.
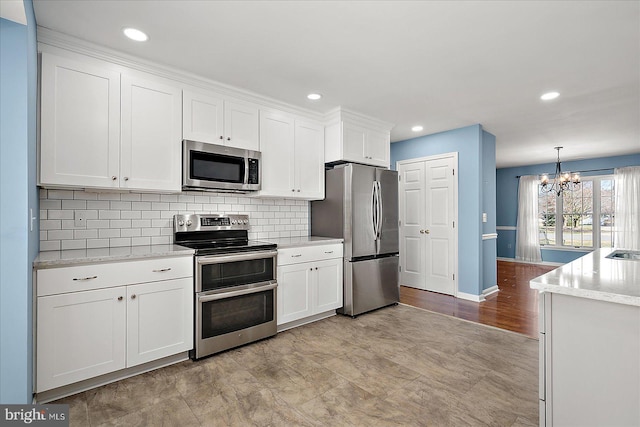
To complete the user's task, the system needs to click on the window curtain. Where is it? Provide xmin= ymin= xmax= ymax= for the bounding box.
xmin=516 ymin=175 xmax=542 ymax=262
xmin=614 ymin=166 xmax=640 ymax=250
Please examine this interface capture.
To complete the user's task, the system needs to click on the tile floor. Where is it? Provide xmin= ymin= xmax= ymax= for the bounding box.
xmin=56 ymin=304 xmax=539 ymax=426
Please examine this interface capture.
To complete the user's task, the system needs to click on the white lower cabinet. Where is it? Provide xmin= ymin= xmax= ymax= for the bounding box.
xmin=36 ymin=256 xmax=193 ymax=393
xmin=277 ymin=244 xmax=343 ymax=328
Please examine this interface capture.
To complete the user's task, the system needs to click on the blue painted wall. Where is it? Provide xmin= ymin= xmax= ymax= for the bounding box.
xmin=481 ymin=130 xmax=497 ymax=291
xmin=496 ymin=153 xmax=640 ymax=263
xmin=0 ymin=0 xmax=38 ymax=404
xmin=391 ymin=124 xmax=496 ymax=296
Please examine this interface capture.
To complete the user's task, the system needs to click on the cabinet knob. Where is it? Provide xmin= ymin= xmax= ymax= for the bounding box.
xmin=291 ymin=189 xmax=295 ymax=192
xmin=315 ymin=267 xmax=318 ymax=270
xmin=117 ymin=296 xmax=123 ymax=301
xmin=112 ymin=176 xmax=117 ymax=181
xmin=131 ymin=294 xmax=136 ymax=299
xmin=227 ymin=137 xmax=231 ymax=141
xmin=219 ymin=135 xmax=224 ymax=140
xmin=124 ymin=177 xmax=129 ymax=181
xmin=310 ymin=268 xmax=313 ymax=271
xmin=297 ymin=189 xmax=301 ymax=192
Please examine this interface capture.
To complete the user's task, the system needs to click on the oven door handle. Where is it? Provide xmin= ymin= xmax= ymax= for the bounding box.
xmin=196 ymin=249 xmax=278 ymax=266
xmin=197 ymin=282 xmax=277 ymax=303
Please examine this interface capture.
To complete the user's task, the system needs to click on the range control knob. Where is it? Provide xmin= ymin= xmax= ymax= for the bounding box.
xmin=178 ymin=220 xmax=185 ymax=226
xmin=186 ymin=220 xmax=192 ymax=226
xmin=244 ymin=219 xmax=249 ymax=224
xmin=231 ymin=220 xmax=237 ymax=225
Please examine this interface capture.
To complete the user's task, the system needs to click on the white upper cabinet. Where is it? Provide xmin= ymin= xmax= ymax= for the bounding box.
xmin=121 ymin=74 xmax=181 ymax=192
xmin=294 ymin=119 xmax=325 ymax=200
xmin=259 ymin=109 xmax=324 ymax=200
xmin=40 ymin=53 xmax=121 ymax=188
xmin=324 ymin=108 xmax=393 ymax=168
xmin=182 ymin=90 xmax=259 ymax=151
xmin=39 ymin=52 xmax=182 ymax=192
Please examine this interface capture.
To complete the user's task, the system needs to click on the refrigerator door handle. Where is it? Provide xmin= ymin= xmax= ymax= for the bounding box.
xmin=371 ymin=181 xmax=378 ymax=240
xmin=376 ymin=180 xmax=383 ymax=239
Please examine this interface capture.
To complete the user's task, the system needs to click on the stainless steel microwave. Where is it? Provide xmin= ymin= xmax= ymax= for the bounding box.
xmin=183 ymin=140 xmax=261 ymax=192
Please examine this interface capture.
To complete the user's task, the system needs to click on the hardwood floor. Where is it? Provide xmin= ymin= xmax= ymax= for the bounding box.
xmin=400 ymin=260 xmax=556 ymax=338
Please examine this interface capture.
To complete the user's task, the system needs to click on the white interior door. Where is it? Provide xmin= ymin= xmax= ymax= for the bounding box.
xmin=398 ymin=154 xmax=457 ymax=296
xmin=398 ymin=162 xmax=426 ymax=289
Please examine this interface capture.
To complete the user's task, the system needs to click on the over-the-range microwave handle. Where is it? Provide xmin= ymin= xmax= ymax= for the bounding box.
xmin=196 ymin=249 xmax=278 ymax=266
xmin=197 ymin=281 xmax=277 ymax=303
xmin=243 ymin=157 xmax=249 ymax=185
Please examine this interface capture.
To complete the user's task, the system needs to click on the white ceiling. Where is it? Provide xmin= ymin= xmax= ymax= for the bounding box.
xmin=32 ymin=0 xmax=640 ymax=168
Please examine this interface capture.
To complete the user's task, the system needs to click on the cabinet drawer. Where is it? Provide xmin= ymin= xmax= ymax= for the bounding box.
xmin=278 ymin=244 xmax=343 ymax=266
xmin=37 ymin=256 xmax=193 ymax=296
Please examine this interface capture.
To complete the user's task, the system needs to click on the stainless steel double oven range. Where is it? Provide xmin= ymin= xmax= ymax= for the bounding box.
xmin=174 ymin=214 xmax=277 ymax=359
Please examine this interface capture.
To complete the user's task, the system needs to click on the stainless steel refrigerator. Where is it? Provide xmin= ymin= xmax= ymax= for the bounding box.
xmin=311 ymin=163 xmax=399 ymax=316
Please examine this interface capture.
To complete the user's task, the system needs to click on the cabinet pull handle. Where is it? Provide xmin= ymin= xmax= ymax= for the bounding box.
xmin=324 ymin=251 xmax=333 ymax=254
xmin=291 ymin=254 xmax=302 ymax=258
xmin=117 ymin=296 xmax=123 ymax=301
xmin=131 ymin=294 xmax=136 ymax=299
xmin=73 ymin=275 xmax=97 ymax=281
xmin=152 ymin=268 xmax=172 ymax=272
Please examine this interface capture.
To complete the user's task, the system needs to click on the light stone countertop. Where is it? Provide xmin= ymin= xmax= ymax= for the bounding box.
xmin=530 ymin=248 xmax=640 ymax=307
xmin=34 ymin=244 xmax=195 ymax=269
xmin=265 ymin=236 xmax=343 ymax=249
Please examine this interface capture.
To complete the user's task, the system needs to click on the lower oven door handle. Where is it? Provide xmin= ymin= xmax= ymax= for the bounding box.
xmin=197 ymin=282 xmax=277 ymax=303
xmin=196 ymin=249 xmax=278 ymax=266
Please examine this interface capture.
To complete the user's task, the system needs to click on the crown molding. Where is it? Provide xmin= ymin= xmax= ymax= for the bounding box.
xmin=36 ymin=27 xmax=325 ymax=122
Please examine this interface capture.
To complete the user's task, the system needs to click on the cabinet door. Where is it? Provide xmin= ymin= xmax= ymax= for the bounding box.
xmin=314 ymin=258 xmax=343 ymax=314
xmin=277 ymin=263 xmax=313 ymax=325
xmin=37 ymin=287 xmax=126 ymax=392
xmin=40 ymin=53 xmax=120 ymax=188
xmin=367 ymin=129 xmax=391 ymax=168
xmin=294 ymin=120 xmax=325 ymax=200
xmin=259 ymin=110 xmax=295 ymax=197
xmin=342 ymin=121 xmax=367 ymax=164
xmin=126 ymin=278 xmax=193 ymax=367
xmin=224 ymin=99 xmax=259 ymax=151
xmin=121 ymin=74 xmax=181 ymax=192
xmin=182 ymin=90 xmax=224 ymax=144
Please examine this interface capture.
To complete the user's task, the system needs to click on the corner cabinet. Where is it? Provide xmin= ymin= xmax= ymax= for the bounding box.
xmin=39 ymin=51 xmax=181 ymax=192
xmin=324 ymin=108 xmax=392 ymax=168
xmin=277 ymin=243 xmax=343 ymax=330
xmin=182 ymin=89 xmax=259 ymax=151
xmin=259 ymin=109 xmax=324 ymax=200
xmin=35 ymin=256 xmax=193 ymax=393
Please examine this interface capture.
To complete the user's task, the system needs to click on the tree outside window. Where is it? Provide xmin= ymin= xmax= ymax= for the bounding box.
xmin=538 ymin=175 xmax=614 ymax=249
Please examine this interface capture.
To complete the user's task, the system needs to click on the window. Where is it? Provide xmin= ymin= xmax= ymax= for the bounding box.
xmin=538 ymin=175 xmax=615 ymax=249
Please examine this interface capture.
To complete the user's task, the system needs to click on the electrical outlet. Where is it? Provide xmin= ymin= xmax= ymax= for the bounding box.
xmin=508 ymin=243 xmax=512 ymax=249
xmin=74 ymin=211 xmax=87 ymax=228
xmin=482 ymin=212 xmax=487 ymax=223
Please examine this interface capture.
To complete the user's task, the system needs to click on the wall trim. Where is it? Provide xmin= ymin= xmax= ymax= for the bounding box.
xmin=36 ymin=27 xmax=325 ymax=123
xmin=457 ymin=292 xmax=484 ymax=302
xmin=496 ymin=225 xmax=516 ymax=231
xmin=482 ymin=285 xmax=499 ymax=298
xmin=497 ymin=256 xmax=564 ymax=267
xmin=482 ymin=233 xmax=498 ymax=240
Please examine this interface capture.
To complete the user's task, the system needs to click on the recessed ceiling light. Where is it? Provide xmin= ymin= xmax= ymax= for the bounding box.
xmin=307 ymin=93 xmax=322 ymax=101
xmin=123 ymin=27 xmax=148 ymax=42
xmin=411 ymin=125 xmax=424 ymax=132
xmin=540 ymin=91 xmax=560 ymax=101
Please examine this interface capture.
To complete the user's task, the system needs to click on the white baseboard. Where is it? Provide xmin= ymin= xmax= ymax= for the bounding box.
xmin=482 ymin=285 xmax=499 ymax=298
xmin=497 ymin=256 xmax=563 ymax=267
xmin=457 ymin=292 xmax=484 ymax=302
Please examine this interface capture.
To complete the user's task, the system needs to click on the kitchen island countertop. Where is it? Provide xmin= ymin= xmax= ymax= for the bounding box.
xmin=34 ymin=244 xmax=195 ymax=269
xmin=530 ymin=248 xmax=640 ymax=307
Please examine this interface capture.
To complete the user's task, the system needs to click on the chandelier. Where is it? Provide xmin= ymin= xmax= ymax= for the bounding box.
xmin=540 ymin=147 xmax=580 ymax=196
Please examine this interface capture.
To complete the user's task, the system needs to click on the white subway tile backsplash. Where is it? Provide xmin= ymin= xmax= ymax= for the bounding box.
xmin=40 ymin=189 xmax=309 ymax=250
